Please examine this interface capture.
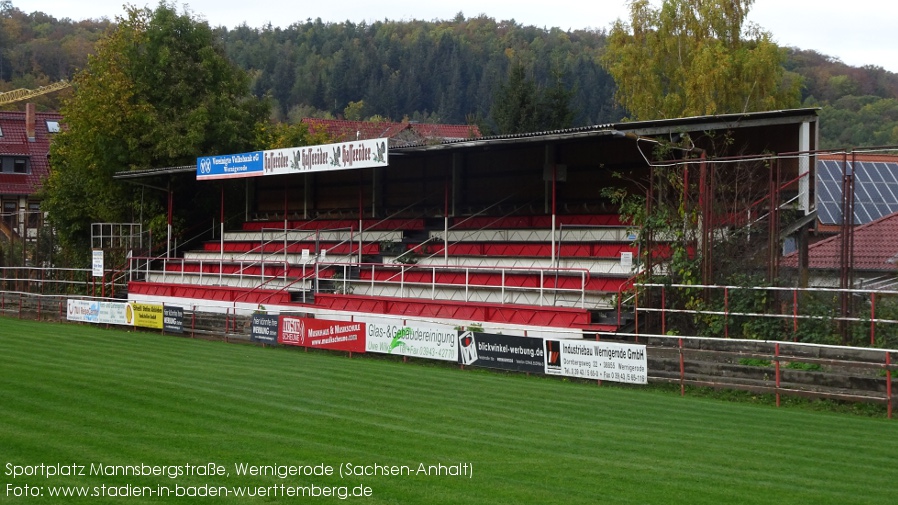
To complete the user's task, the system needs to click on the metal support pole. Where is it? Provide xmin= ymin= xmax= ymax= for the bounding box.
xmin=552 ymin=161 xmax=558 ymax=267
xmin=871 ymin=292 xmax=876 ymax=346
xmin=887 ymin=352 xmax=892 ymax=420
xmin=773 ymin=343 xmax=780 ymax=407
xmin=679 ymin=337 xmax=685 ymax=397
xmin=444 ymin=178 xmax=449 ymax=263
xmin=793 ymin=289 xmax=799 ymax=342
xmin=220 ymin=184 xmax=225 ymax=262
xmin=661 ymin=286 xmax=666 ymax=336
xmin=167 ymin=183 xmax=173 ymax=259
xmin=839 ymin=152 xmax=856 ymax=344
xmin=724 ymin=287 xmax=729 ymax=339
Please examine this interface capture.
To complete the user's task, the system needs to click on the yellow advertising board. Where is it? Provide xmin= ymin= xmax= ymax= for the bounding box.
xmin=130 ymin=302 xmax=164 ymax=329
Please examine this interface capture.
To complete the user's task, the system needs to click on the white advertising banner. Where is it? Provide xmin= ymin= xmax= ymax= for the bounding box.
xmin=66 ymin=299 xmax=131 ymax=326
xmin=262 ymin=137 xmax=388 ymax=176
xmin=196 ymin=138 xmax=388 ymax=180
xmin=366 ymin=321 xmax=458 ymax=361
xmin=544 ymin=339 xmax=647 ymax=384
xmin=91 ymin=250 xmax=104 ymax=277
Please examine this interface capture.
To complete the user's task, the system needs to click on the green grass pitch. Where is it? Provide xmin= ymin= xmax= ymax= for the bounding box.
xmin=1 ymin=317 xmax=895 ymax=504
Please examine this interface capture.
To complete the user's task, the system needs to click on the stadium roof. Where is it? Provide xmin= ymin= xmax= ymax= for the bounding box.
xmin=114 ymin=107 xmax=820 ymax=179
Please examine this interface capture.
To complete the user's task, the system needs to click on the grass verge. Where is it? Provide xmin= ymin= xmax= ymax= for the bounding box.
xmin=1 ymin=317 xmax=895 ymax=504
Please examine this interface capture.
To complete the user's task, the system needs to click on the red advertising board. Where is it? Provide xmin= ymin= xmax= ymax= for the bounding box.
xmin=278 ymin=316 xmax=366 ymax=353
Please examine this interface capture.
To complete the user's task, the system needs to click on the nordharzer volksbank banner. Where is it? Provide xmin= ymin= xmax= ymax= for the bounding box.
xmin=544 ymin=339 xmax=648 ymax=385
xmin=458 ymin=331 xmax=545 ymax=373
xmin=366 ymin=322 xmax=458 ymax=361
xmin=278 ymin=316 xmax=366 ymax=353
xmin=196 ymin=151 xmax=264 ymax=180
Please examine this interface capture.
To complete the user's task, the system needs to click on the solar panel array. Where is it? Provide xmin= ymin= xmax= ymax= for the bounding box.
xmin=816 ymin=159 xmax=898 ymax=225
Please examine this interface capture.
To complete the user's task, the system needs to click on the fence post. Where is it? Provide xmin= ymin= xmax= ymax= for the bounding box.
xmin=679 ymin=337 xmax=685 ymax=397
xmin=886 ymin=351 xmax=892 ymax=419
xmin=661 ymin=286 xmax=666 ymax=336
xmin=870 ymin=293 xmax=876 ymax=346
xmin=724 ymin=287 xmax=729 ymax=339
xmin=616 ymin=288 xmax=622 ymax=329
xmin=793 ymin=289 xmax=799 ymax=342
xmin=773 ymin=343 xmax=780 ymax=407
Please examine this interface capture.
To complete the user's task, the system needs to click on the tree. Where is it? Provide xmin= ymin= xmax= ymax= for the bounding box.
xmin=491 ymin=62 xmax=575 ymax=134
xmin=490 ymin=63 xmax=540 ymax=134
xmin=343 ymin=100 xmax=366 ymax=121
xmin=601 ymin=0 xmax=800 ymax=120
xmin=42 ymin=2 xmax=269 ymax=258
xmin=540 ymin=68 xmax=575 ymax=130
xmin=254 ymin=120 xmax=332 ymax=150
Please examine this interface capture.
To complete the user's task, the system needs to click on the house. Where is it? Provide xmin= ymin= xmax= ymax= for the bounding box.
xmin=0 ymin=104 xmax=62 ymax=242
xmin=302 ymin=118 xmax=481 ymax=147
xmin=782 ymin=210 xmax=898 ymax=289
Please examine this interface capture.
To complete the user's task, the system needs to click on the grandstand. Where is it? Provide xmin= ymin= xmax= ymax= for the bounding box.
xmin=119 ymin=109 xmax=819 ymax=337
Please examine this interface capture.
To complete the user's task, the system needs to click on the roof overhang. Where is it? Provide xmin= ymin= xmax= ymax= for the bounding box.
xmin=112 ymin=108 xmax=821 ymax=178
xmin=112 ymin=165 xmax=196 ymax=180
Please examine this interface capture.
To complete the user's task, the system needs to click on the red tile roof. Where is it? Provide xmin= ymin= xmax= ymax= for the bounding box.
xmin=0 ymin=109 xmax=63 ymax=196
xmin=818 ymin=153 xmax=898 ymax=163
xmin=302 ymin=118 xmax=481 ymax=146
xmin=782 ymin=211 xmax=898 ymax=271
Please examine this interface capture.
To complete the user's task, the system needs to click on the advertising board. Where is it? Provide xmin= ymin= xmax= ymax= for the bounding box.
xmin=250 ymin=314 xmax=279 ymax=345
xmin=66 ymin=299 xmax=130 ymax=326
xmin=457 ymin=331 xmax=545 ymax=373
xmin=91 ymin=250 xmax=104 ymax=277
xmin=163 ymin=305 xmax=183 ymax=333
xmin=263 ymin=138 xmax=388 ymax=176
xmin=131 ymin=302 xmax=165 ymax=329
xmin=196 ymin=139 xmax=388 ymax=181
xmin=278 ymin=316 xmax=366 ymax=353
xmin=196 ymin=151 xmax=264 ymax=180
xmin=366 ymin=322 xmax=457 ymax=361
xmin=544 ymin=339 xmax=647 ymax=384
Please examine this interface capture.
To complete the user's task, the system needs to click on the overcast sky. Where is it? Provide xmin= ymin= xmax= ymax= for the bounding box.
xmin=18 ymin=0 xmax=898 ymax=73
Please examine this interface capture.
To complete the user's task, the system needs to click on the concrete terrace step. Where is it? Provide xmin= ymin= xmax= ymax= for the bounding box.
xmin=430 ymin=227 xmax=635 ymax=243
xmin=222 ymin=229 xmax=404 ymax=243
xmin=384 ymin=255 xmax=636 ymax=276
xmin=144 ymin=271 xmax=308 ymax=291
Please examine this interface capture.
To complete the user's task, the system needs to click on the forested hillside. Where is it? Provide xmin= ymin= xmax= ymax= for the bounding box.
xmin=3 ymin=1 xmax=898 ymax=146
xmin=220 ymin=16 xmax=621 ymax=128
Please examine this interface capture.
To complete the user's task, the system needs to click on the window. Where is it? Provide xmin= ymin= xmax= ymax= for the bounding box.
xmin=27 ymin=202 xmax=41 ymax=229
xmin=1 ymin=156 xmax=30 ymax=174
xmin=46 ymin=120 xmax=60 ymax=133
xmin=2 ymin=201 xmax=16 ymax=233
xmin=0 ymin=125 xmax=3 ymax=136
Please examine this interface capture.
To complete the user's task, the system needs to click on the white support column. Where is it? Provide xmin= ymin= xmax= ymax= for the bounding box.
xmin=799 ymin=121 xmax=811 ymax=214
